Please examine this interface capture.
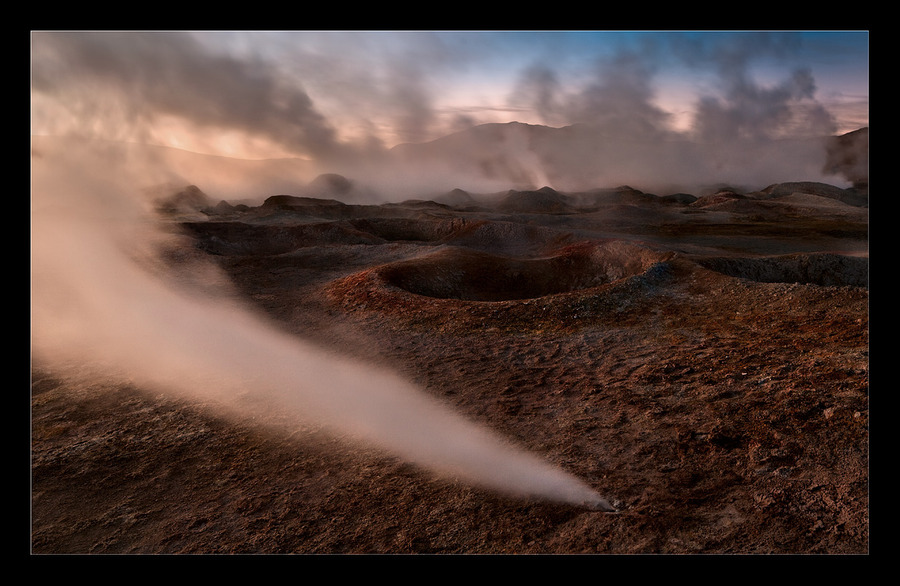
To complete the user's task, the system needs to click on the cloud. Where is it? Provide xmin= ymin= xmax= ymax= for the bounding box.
xmin=31 ymin=31 xmax=860 ymax=198
xmin=507 ymin=49 xmax=673 ymax=137
xmin=510 ymin=63 xmax=566 ymax=127
xmin=663 ymin=32 xmax=839 ymax=140
xmin=566 ymin=50 xmax=674 ymax=139
xmin=689 ymin=66 xmax=837 ymax=142
xmin=32 ymin=32 xmax=346 ymax=160
xmin=507 ymin=33 xmax=839 ymax=143
xmin=32 ymin=31 xmax=855 ymax=158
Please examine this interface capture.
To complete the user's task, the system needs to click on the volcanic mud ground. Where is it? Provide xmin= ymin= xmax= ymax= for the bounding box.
xmin=31 ymin=184 xmax=869 ymax=554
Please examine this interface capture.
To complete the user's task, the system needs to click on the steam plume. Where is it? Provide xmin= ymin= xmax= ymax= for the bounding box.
xmin=31 ymin=140 xmax=614 ymax=511
xmin=32 ymin=31 xmax=860 ymax=199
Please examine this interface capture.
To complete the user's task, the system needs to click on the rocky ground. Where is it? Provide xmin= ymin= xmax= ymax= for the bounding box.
xmin=31 ymin=181 xmax=869 ymax=554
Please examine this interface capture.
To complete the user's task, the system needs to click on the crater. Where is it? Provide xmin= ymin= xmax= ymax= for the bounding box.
xmin=375 ymin=241 xmax=670 ymax=302
xmin=697 ymin=252 xmax=868 ymax=288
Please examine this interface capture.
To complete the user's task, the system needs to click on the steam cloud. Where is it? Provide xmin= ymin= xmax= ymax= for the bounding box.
xmin=32 ymin=31 xmax=855 ymax=185
xmin=510 ymin=33 xmax=839 ymax=140
xmin=31 ymin=140 xmax=614 ymax=510
xmin=499 ymin=34 xmax=847 ymax=193
xmin=31 ymin=32 xmax=351 ymax=162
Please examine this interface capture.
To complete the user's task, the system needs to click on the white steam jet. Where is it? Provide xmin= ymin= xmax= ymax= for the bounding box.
xmin=30 ymin=138 xmax=615 ymax=512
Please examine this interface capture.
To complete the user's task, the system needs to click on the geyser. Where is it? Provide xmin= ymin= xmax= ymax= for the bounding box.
xmin=30 ymin=139 xmax=615 ymax=512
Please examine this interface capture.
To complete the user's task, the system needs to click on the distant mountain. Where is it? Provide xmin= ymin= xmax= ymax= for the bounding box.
xmin=823 ymin=127 xmax=868 ymax=191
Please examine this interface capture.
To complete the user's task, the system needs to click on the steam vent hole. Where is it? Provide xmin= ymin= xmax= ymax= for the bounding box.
xmin=377 ymin=242 xmax=666 ymax=302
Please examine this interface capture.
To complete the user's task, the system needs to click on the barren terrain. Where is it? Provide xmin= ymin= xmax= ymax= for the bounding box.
xmin=31 ymin=178 xmax=868 ymax=554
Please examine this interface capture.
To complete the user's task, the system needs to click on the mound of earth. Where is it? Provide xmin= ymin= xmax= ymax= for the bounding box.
xmin=155 ymin=184 xmax=212 ymax=214
xmin=497 ymin=186 xmax=575 ymax=214
xmin=32 ymin=179 xmax=868 ymax=554
xmin=757 ymin=181 xmax=866 ymax=205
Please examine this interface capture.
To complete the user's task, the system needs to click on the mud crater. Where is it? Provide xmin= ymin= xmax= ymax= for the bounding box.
xmin=376 ymin=241 xmax=670 ymax=302
xmin=698 ymin=253 xmax=868 ymax=289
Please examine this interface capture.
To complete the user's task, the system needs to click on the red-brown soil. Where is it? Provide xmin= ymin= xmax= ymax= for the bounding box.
xmin=31 ymin=183 xmax=869 ymax=554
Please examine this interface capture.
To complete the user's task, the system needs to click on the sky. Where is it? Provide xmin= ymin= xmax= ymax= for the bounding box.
xmin=31 ymin=30 xmax=869 ymax=163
